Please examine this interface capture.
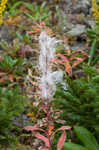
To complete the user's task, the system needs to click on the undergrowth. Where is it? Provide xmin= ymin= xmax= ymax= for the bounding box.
xmin=54 ymin=65 xmax=99 ymax=139
xmin=0 ymin=86 xmax=26 ymax=148
xmin=0 ymin=0 xmax=99 ymax=149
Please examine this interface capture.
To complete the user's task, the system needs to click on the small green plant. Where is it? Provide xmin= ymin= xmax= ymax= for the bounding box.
xmin=16 ymin=31 xmax=31 ymax=44
xmin=0 ymin=55 xmax=25 ymax=77
xmin=87 ymin=0 xmax=99 ymax=65
xmin=54 ymin=65 xmax=99 ymax=132
xmin=7 ymin=1 xmax=51 ymax=22
xmin=0 ymin=55 xmax=18 ymax=71
xmin=62 ymin=126 xmax=99 ymax=150
xmin=0 ymin=86 xmax=26 ymax=148
xmin=87 ymin=28 xmax=99 ymax=65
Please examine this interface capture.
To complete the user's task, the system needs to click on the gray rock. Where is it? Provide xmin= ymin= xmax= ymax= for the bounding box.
xmin=63 ymin=23 xmax=75 ymax=32
xmin=64 ymin=0 xmax=72 ymax=8
xmin=70 ymin=41 xmax=87 ymax=51
xmin=72 ymin=0 xmax=91 ymax=15
xmin=12 ymin=114 xmax=30 ymax=128
xmin=0 ymin=25 xmax=12 ymax=42
xmin=67 ymin=24 xmax=86 ymax=36
xmin=61 ymin=0 xmax=91 ymax=15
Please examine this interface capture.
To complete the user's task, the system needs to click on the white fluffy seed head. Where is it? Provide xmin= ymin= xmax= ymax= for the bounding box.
xmin=39 ymin=31 xmax=58 ymax=73
xmin=39 ymin=31 xmax=63 ymax=101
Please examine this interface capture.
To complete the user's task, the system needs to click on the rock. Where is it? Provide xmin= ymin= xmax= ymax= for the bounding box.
xmin=63 ymin=23 xmax=75 ymax=32
xmin=0 ymin=25 xmax=13 ymax=51
xmin=70 ymin=41 xmax=89 ymax=52
xmin=12 ymin=114 xmax=30 ymax=128
xmin=62 ymin=0 xmax=91 ymax=15
xmin=60 ymin=0 xmax=72 ymax=13
xmin=67 ymin=24 xmax=86 ymax=36
xmin=71 ymin=0 xmax=91 ymax=15
xmin=0 ymin=25 xmax=12 ymax=43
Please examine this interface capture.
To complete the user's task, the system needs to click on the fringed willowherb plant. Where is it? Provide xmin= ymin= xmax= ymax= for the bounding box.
xmin=24 ymin=31 xmax=71 ymax=150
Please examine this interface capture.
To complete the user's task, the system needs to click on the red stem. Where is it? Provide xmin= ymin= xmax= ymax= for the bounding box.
xmin=4 ymin=144 xmax=7 ymax=150
xmin=46 ymin=99 xmax=52 ymax=150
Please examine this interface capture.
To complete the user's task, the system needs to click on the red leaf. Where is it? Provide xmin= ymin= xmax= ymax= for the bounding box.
xmin=56 ymin=54 xmax=72 ymax=77
xmin=57 ymin=131 xmax=66 ymax=150
xmin=35 ymin=133 xmax=50 ymax=148
xmin=52 ymin=126 xmax=71 ymax=138
xmin=69 ymin=56 xmax=82 ymax=61
xmin=24 ymin=126 xmax=45 ymax=133
xmin=0 ymin=72 xmax=7 ymax=77
xmin=72 ymin=56 xmax=88 ymax=67
xmin=55 ymin=126 xmax=72 ymax=132
xmin=69 ymin=55 xmax=88 ymax=68
xmin=64 ymin=60 xmax=72 ymax=77
xmin=40 ymin=148 xmax=49 ymax=150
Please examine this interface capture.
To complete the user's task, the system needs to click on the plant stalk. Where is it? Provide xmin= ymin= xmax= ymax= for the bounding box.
xmin=4 ymin=144 xmax=7 ymax=150
xmin=46 ymin=99 xmax=52 ymax=150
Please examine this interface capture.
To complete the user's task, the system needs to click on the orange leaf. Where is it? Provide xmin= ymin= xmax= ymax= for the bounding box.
xmin=48 ymin=125 xmax=54 ymax=136
xmin=69 ymin=56 xmax=80 ymax=61
xmin=72 ymin=58 xmax=84 ymax=67
xmin=35 ymin=133 xmax=50 ymax=148
xmin=5 ymin=16 xmax=21 ymax=25
xmin=70 ymin=55 xmax=88 ymax=68
xmin=56 ymin=54 xmax=72 ymax=77
xmin=64 ymin=58 xmax=72 ymax=77
xmin=57 ymin=131 xmax=66 ymax=150
xmin=8 ymin=74 xmax=14 ymax=82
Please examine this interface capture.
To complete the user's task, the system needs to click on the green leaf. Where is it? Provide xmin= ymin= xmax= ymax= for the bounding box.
xmin=4 ymin=55 xmax=18 ymax=67
xmin=74 ymin=126 xmax=99 ymax=150
xmin=88 ymin=39 xmax=97 ymax=65
xmin=24 ymin=12 xmax=33 ymax=19
xmin=24 ymin=33 xmax=31 ymax=44
xmin=16 ymin=32 xmax=23 ymax=41
xmin=23 ymin=2 xmax=34 ymax=12
xmin=62 ymin=143 xmax=89 ymax=150
xmin=41 ymin=1 xmax=47 ymax=9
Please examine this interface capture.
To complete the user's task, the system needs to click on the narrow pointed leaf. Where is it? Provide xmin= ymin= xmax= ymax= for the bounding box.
xmin=88 ymin=39 xmax=96 ymax=65
xmin=35 ymin=133 xmax=50 ymax=148
xmin=56 ymin=54 xmax=72 ymax=77
xmin=52 ymin=126 xmax=71 ymax=137
xmin=24 ymin=126 xmax=45 ymax=133
xmin=57 ymin=131 xmax=66 ymax=150
xmin=48 ymin=125 xmax=54 ymax=136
